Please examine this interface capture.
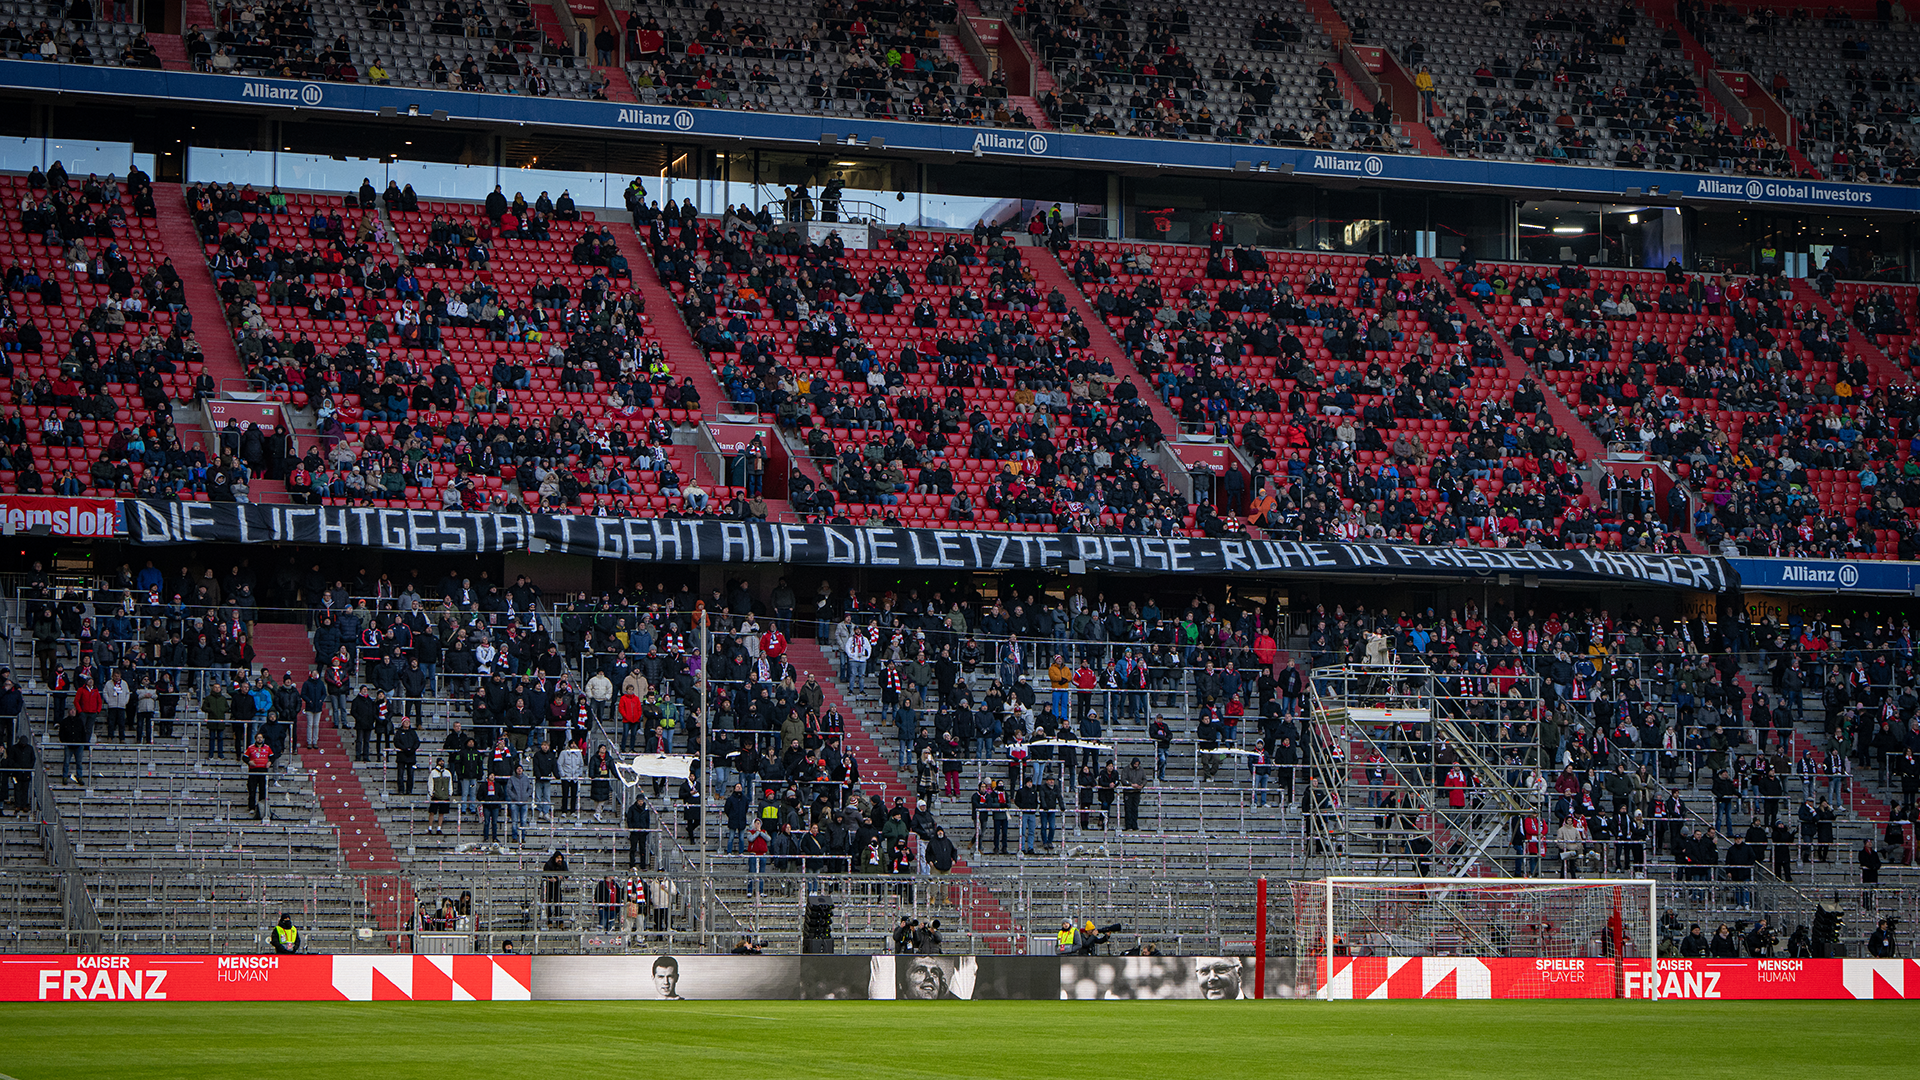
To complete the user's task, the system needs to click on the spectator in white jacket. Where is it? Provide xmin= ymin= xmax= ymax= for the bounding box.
xmin=557 ymin=740 xmax=586 ymax=817
xmin=844 ymin=629 xmax=872 ymax=691
xmin=103 ymin=672 xmax=132 ymax=741
xmin=585 ymin=671 xmax=614 ymax=723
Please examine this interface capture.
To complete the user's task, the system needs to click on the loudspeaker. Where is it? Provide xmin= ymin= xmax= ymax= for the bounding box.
xmin=802 ymin=895 xmax=835 ymax=953
xmin=1812 ymin=900 xmax=1843 ymax=958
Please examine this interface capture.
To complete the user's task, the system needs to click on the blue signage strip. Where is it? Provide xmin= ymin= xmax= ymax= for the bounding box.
xmin=1726 ymin=557 xmax=1920 ymax=593
xmin=4 ymin=60 xmax=1912 ymax=212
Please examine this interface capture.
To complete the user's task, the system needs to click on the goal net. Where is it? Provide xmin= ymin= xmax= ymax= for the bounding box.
xmin=1290 ymin=878 xmax=1656 ymax=1000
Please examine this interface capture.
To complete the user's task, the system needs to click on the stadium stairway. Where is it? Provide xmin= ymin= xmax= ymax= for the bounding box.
xmin=955 ymin=0 xmax=1057 ymax=129
xmin=622 ymin=225 xmax=794 ymax=504
xmin=1297 ymin=0 xmax=1351 ymax=46
xmin=0 ymin=812 xmax=73 ymax=950
xmin=1419 ymin=257 xmax=1613 ymax=470
xmin=181 ymin=0 xmax=217 ymax=35
xmin=1726 ymin=661 xmax=1895 ymax=828
xmin=1632 ymin=651 xmax=1916 ymax=928
xmin=246 ymin=476 xmax=293 ymax=504
xmin=1415 ymin=256 xmax=1712 ymax=554
xmin=1645 ymin=0 xmax=1823 ymax=179
xmin=175 ymin=409 xmax=211 ymax=461
xmin=1393 ymin=115 xmax=1450 ymax=159
xmin=936 ymin=33 xmax=1052 ymax=131
xmin=622 ymin=228 xmax=727 ymax=421
xmin=780 ymin=438 xmax=833 ymax=497
xmin=149 ymin=34 xmax=189 ymax=71
xmin=19 ymin=692 xmax=369 ymax=951
xmin=1294 ymin=0 xmax=1450 ymax=156
xmin=1030 ymin=247 xmax=1181 ymax=440
xmin=936 ymin=36 xmax=989 ymax=104
xmin=592 ymin=65 xmax=639 ymax=103
xmin=1783 ymin=144 xmax=1824 ymax=181
xmin=530 ymin=4 xmax=572 ymax=53
xmin=1798 ymin=284 xmax=1907 ymax=390
xmin=252 ymin=622 xmax=414 ymax=937
xmin=781 ymin=636 xmax=1019 ymax=950
xmin=152 ymin=183 xmax=251 ymax=393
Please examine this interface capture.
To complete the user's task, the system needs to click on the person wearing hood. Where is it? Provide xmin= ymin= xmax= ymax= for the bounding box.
xmin=924 ymin=826 xmax=958 ymax=904
xmin=270 ymin=913 xmax=301 ymax=953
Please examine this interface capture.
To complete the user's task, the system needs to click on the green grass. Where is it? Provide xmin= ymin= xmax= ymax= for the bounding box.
xmin=0 ymin=1000 xmax=1915 ymax=1079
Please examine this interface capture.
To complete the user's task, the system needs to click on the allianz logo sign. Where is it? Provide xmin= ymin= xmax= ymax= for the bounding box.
xmin=1312 ymin=154 xmax=1386 ymax=176
xmin=617 ymin=108 xmax=697 ymax=131
xmin=1695 ymin=177 xmax=1874 ymax=205
xmin=1779 ymin=563 xmax=1862 ymax=587
xmin=240 ymin=82 xmax=325 ymax=106
xmin=973 ymin=131 xmax=1048 ymax=155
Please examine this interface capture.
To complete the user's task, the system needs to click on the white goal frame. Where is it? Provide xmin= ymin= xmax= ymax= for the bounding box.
xmin=1297 ymin=877 xmax=1658 ymax=1000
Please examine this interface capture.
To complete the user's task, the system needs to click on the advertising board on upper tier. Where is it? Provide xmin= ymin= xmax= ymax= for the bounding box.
xmin=0 ymin=60 xmax=1906 ymax=212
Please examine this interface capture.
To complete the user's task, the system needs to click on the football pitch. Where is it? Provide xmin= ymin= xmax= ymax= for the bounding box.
xmin=2 ymin=999 xmax=1917 ymax=1079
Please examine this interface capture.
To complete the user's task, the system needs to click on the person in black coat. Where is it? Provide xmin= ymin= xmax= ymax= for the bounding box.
xmin=541 ymin=849 xmax=568 ymax=927
xmin=677 ymin=777 xmax=701 ymax=841
xmin=350 ymin=687 xmax=377 ymax=762
xmin=925 ymin=826 xmax=957 ymax=874
xmin=0 ymin=676 xmax=22 ymax=744
xmin=393 ymin=716 xmax=420 ymax=796
xmin=229 ymin=682 xmax=256 ymax=760
xmin=8 ymin=734 xmax=35 ymax=808
xmin=1771 ymin=819 xmax=1796 ymax=881
xmin=1815 ymin=798 xmax=1838 ymax=862
xmin=625 ymin=795 xmax=652 ymax=869
xmin=1861 ymin=838 xmax=1883 ymax=910
xmin=1869 ymin=918 xmax=1896 ymax=958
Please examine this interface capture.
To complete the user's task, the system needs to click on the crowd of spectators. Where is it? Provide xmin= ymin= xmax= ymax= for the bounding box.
xmin=646 ymin=203 xmax=1196 ymax=536
xmin=185 ymin=2 xmax=340 ymax=80
xmin=1014 ymin=1 xmax=1406 ymax=149
xmin=20 ymin=0 xmax=1920 ymax=188
xmin=1298 ymin=595 xmax=1920 ymax=900
xmin=618 ymin=1 xmax=1013 ymax=125
xmin=0 ymin=165 xmax=219 ymax=499
xmin=21 ymin=537 xmax=1920 ymax=925
xmin=1061 ymin=237 xmax=1634 ymax=549
xmin=189 ymin=179 xmax=733 ymax=515
xmin=1412 ymin=7 xmax=1799 ymax=175
xmin=26 ymin=560 xmax=262 ymax=787
xmin=1455 ymin=255 xmax=1920 ymax=559
xmin=0 ymin=0 xmax=163 ymax=68
xmin=1677 ymin=0 xmax=1920 ymax=185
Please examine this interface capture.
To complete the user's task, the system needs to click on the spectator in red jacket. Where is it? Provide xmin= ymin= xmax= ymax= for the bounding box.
xmin=244 ymin=732 xmax=275 ymax=820
xmin=73 ymin=677 xmax=103 ymax=738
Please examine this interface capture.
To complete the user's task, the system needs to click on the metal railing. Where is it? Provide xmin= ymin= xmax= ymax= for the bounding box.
xmin=2 ymin=615 xmax=1891 ymax=823
xmin=31 ymin=761 xmax=101 ymax=951
xmin=0 ymin=866 xmax=1267 ymax=957
xmin=4 ymin=859 xmax=1909 ymax=956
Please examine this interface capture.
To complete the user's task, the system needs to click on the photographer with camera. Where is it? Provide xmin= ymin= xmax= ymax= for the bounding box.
xmin=1074 ymin=919 xmax=1124 ymax=955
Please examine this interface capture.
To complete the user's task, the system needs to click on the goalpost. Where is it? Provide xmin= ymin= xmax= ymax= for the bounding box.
xmin=1290 ymin=878 xmax=1657 ymax=1000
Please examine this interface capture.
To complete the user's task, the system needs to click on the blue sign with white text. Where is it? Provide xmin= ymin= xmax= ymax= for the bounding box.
xmin=1726 ymin=557 xmax=1920 ymax=593
xmin=5 ymin=60 xmax=1914 ymax=212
